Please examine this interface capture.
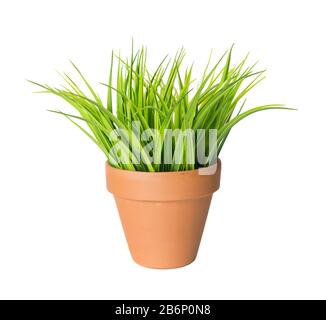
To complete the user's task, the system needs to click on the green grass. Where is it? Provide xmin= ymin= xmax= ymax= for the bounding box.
xmin=30 ymin=44 xmax=294 ymax=172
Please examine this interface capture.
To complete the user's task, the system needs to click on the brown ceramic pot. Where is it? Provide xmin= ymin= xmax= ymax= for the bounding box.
xmin=106 ymin=160 xmax=221 ymax=269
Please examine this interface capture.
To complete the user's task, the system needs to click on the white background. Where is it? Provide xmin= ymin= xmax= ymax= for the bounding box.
xmin=0 ymin=0 xmax=325 ymax=300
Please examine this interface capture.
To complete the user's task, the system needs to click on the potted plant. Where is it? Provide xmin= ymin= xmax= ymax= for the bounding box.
xmin=31 ymin=45 xmax=293 ymax=269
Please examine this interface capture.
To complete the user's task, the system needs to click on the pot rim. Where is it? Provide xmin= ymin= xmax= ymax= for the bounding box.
xmin=105 ymin=159 xmax=222 ymax=201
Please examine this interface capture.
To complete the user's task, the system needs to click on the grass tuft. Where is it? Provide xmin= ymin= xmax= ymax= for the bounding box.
xmin=29 ymin=45 xmax=294 ymax=172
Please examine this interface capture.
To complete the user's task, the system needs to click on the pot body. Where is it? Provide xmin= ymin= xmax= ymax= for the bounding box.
xmin=106 ymin=161 xmax=221 ymax=269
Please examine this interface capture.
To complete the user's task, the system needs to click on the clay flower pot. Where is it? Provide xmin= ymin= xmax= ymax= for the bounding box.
xmin=106 ymin=160 xmax=222 ymax=269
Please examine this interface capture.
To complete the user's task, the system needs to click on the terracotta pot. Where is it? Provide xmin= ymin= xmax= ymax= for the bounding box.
xmin=106 ymin=160 xmax=222 ymax=269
